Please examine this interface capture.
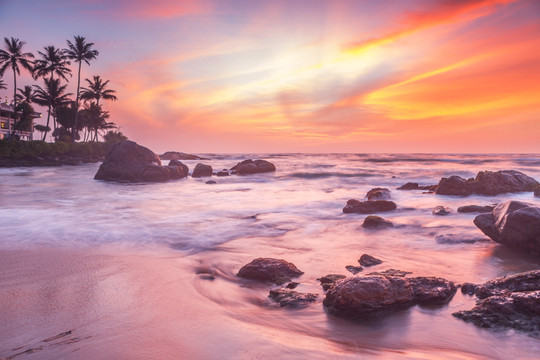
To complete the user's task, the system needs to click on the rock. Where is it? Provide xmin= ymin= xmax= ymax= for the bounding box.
xmin=366 ymin=188 xmax=391 ymax=201
xmin=206 ymin=180 xmax=217 ymax=184
xmin=192 ymin=163 xmax=213 ymax=178
xmin=216 ymin=170 xmax=229 ymax=177
xmin=94 ymin=140 xmax=168 ymax=182
xmin=408 ymin=277 xmax=457 ymax=305
xmin=318 ymin=274 xmax=346 ymax=291
xmin=231 ymin=159 xmax=276 ymax=175
xmin=343 ymin=200 xmax=397 ymax=214
xmin=453 ymin=291 xmax=540 ymax=336
xmin=457 ymin=205 xmax=496 ymax=213
xmin=286 ymin=282 xmax=299 ymax=289
xmin=237 ymin=258 xmax=304 ymax=284
xmin=435 ymin=233 xmax=490 ymax=244
xmin=168 ymin=159 xmax=189 ymax=177
xmin=473 ymin=201 xmax=540 ymax=253
xmin=159 ymin=151 xmax=208 ymax=160
xmin=358 ymin=254 xmax=383 ymax=267
xmin=362 ymin=215 xmax=393 ymax=229
xmin=436 ymin=170 xmax=539 ymax=196
xmin=323 ymin=274 xmax=457 ymax=319
xmin=397 ymin=182 xmax=437 ymax=191
xmin=432 ymin=206 xmax=453 ymax=216
xmin=535 ymin=185 xmax=540 ymax=197
xmin=367 ymin=269 xmax=411 ymax=277
xmin=268 ymin=288 xmax=318 ymax=308
xmin=474 ymin=270 xmax=540 ymax=299
xmin=323 ymin=276 xmax=414 ymax=318
xmin=345 ymin=265 xmax=363 ymax=275
xmin=461 ymin=282 xmax=480 ymax=295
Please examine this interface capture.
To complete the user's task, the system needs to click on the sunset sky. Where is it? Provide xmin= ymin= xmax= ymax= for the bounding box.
xmin=0 ymin=0 xmax=539 ymax=153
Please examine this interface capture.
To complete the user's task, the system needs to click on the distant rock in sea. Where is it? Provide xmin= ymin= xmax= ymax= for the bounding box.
xmin=397 ymin=182 xmax=437 ymax=191
xmin=231 ymin=159 xmax=276 ymax=175
xmin=192 ymin=163 xmax=213 ymax=178
xmin=366 ymin=188 xmax=392 ymax=201
xmin=159 ymin=151 xmax=209 ymax=161
xmin=457 ymin=204 xmax=496 ymax=213
xmin=343 ymin=199 xmax=397 ymax=214
xmin=237 ymin=258 xmax=304 ymax=284
xmin=362 ymin=215 xmax=393 ymax=229
xmin=432 ymin=206 xmax=453 ymax=216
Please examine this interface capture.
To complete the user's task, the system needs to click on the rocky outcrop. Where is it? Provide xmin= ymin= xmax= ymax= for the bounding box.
xmin=473 ymin=201 xmax=540 ymax=253
xmin=159 ymin=151 xmax=208 ymax=160
xmin=453 ymin=271 xmax=540 ymax=336
xmin=318 ymin=274 xmax=346 ymax=291
xmin=268 ymin=288 xmax=318 ymax=308
xmin=95 ymin=140 xmax=175 ymax=182
xmin=192 ymin=163 xmax=213 ymax=178
xmin=231 ymin=159 xmax=276 ymax=175
xmin=323 ymin=274 xmax=456 ymax=318
xmin=436 ymin=170 xmax=539 ymax=196
xmin=432 ymin=206 xmax=452 ymax=216
xmin=362 ymin=215 xmax=393 ymax=229
xmin=366 ymin=188 xmax=391 ymax=201
xmin=237 ymin=258 xmax=304 ymax=284
xmin=358 ymin=254 xmax=383 ymax=267
xmin=343 ymin=200 xmax=397 ymax=214
xmin=397 ymin=182 xmax=437 ymax=191
xmin=435 ymin=233 xmax=490 ymax=244
xmin=457 ymin=205 xmax=496 ymax=213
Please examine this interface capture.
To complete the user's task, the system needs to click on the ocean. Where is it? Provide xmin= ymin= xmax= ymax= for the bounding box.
xmin=1 ymin=153 xmax=539 ymax=359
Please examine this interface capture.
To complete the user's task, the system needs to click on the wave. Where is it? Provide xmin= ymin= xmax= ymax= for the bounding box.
xmin=288 ymin=172 xmax=377 ymax=179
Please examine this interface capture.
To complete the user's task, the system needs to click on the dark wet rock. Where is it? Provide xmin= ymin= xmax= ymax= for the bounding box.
xmin=343 ymin=199 xmax=397 ymax=214
xmin=206 ymin=180 xmax=217 ymax=184
xmin=535 ymin=185 xmax=540 ymax=197
xmin=461 ymin=282 xmax=480 ymax=295
xmin=94 ymin=140 xmax=168 ymax=182
xmin=397 ymin=182 xmax=437 ymax=191
xmin=286 ymin=282 xmax=299 ymax=289
xmin=435 ymin=233 xmax=490 ymax=244
xmin=457 ymin=204 xmax=496 ymax=213
xmin=318 ymin=274 xmax=346 ymax=291
xmin=474 ymin=270 xmax=540 ymax=299
xmin=358 ymin=254 xmax=383 ymax=267
xmin=159 ymin=151 xmax=208 ymax=160
xmin=367 ymin=269 xmax=411 ymax=277
xmin=168 ymin=159 xmax=189 ymax=177
xmin=231 ymin=159 xmax=276 ymax=175
xmin=473 ymin=201 xmax=540 ymax=253
xmin=453 ymin=291 xmax=540 ymax=336
xmin=408 ymin=277 xmax=457 ymax=305
xmin=192 ymin=163 xmax=213 ymax=177
xmin=268 ymin=288 xmax=318 ymax=308
xmin=436 ymin=170 xmax=539 ymax=196
xmin=432 ymin=206 xmax=453 ymax=216
xmin=345 ymin=265 xmax=363 ymax=275
xmin=366 ymin=188 xmax=391 ymax=201
xmin=362 ymin=215 xmax=393 ymax=229
xmin=216 ymin=170 xmax=229 ymax=177
xmin=237 ymin=258 xmax=304 ymax=284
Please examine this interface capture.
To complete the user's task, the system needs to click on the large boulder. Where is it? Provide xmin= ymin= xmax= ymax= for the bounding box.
xmin=436 ymin=170 xmax=538 ymax=196
xmin=473 ymin=201 xmax=540 ymax=253
xmin=343 ymin=200 xmax=397 ymax=214
xmin=192 ymin=163 xmax=213 ymax=178
xmin=453 ymin=270 xmax=540 ymax=336
xmin=237 ymin=258 xmax=303 ymax=284
xmin=94 ymin=140 xmax=169 ymax=182
xmin=366 ymin=188 xmax=391 ymax=201
xmin=231 ymin=159 xmax=276 ymax=175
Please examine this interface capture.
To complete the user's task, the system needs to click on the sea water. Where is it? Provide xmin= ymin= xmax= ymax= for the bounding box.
xmin=1 ymin=153 xmax=539 ymax=359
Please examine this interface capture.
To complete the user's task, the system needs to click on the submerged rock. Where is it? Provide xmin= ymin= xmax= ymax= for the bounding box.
xmin=473 ymin=201 xmax=540 ymax=253
xmin=268 ymin=288 xmax=318 ymax=308
xmin=397 ymin=182 xmax=437 ymax=191
xmin=358 ymin=254 xmax=383 ymax=267
xmin=345 ymin=265 xmax=363 ymax=275
xmin=432 ymin=206 xmax=453 ymax=216
xmin=362 ymin=215 xmax=393 ymax=229
xmin=237 ymin=258 xmax=304 ymax=284
xmin=192 ymin=163 xmax=213 ymax=178
xmin=408 ymin=277 xmax=457 ymax=305
xmin=318 ymin=274 xmax=347 ymax=291
xmin=231 ymin=159 xmax=276 ymax=175
xmin=366 ymin=188 xmax=391 ymax=201
xmin=367 ymin=269 xmax=412 ymax=277
xmin=216 ymin=170 xmax=229 ymax=177
xmin=94 ymin=140 xmax=170 ymax=182
xmin=343 ymin=200 xmax=397 ymax=214
xmin=159 ymin=151 xmax=208 ymax=160
xmin=435 ymin=233 xmax=490 ymax=244
xmin=457 ymin=205 xmax=496 ymax=213
xmin=453 ymin=271 xmax=540 ymax=336
xmin=435 ymin=170 xmax=539 ymax=196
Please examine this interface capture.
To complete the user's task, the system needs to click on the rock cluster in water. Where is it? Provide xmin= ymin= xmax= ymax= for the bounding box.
xmin=453 ymin=270 xmax=540 ymax=336
xmin=473 ymin=200 xmax=540 ymax=254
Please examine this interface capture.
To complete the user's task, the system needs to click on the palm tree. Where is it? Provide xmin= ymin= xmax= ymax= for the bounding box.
xmin=65 ymin=36 xmax=99 ymax=142
xmin=80 ymin=75 xmax=117 ymax=107
xmin=0 ymin=37 xmax=34 ymax=133
xmin=80 ymin=102 xmax=115 ymax=141
xmin=33 ymin=46 xmax=71 ymax=81
xmin=33 ymin=78 xmax=72 ymax=141
xmin=16 ymin=85 xmax=35 ymax=103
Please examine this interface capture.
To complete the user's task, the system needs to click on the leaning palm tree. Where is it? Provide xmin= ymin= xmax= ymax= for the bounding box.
xmin=33 ymin=78 xmax=72 ymax=141
xmin=65 ymin=36 xmax=99 ymax=142
xmin=80 ymin=75 xmax=117 ymax=107
xmin=0 ymin=37 xmax=34 ymax=133
xmin=16 ymin=85 xmax=36 ymax=103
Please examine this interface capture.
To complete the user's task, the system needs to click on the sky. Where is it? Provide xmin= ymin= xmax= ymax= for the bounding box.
xmin=0 ymin=0 xmax=539 ymax=153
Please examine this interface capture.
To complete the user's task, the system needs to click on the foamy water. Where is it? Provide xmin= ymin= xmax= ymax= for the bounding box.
xmin=1 ymin=154 xmax=540 ymax=359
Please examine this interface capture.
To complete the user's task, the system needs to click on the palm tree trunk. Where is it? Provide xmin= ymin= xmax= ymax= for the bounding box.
xmin=9 ymin=69 xmax=16 ymax=135
xmin=72 ymin=61 xmax=82 ymax=142
xmin=42 ymin=108 xmax=51 ymax=141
